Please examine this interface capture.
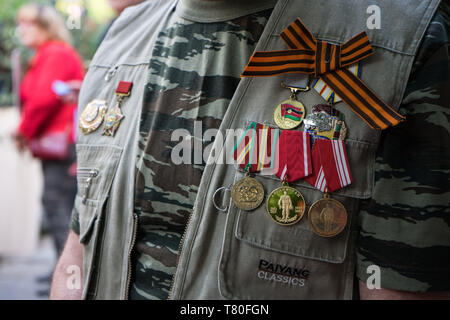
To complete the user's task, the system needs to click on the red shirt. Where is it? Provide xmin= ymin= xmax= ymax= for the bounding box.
xmin=19 ymin=41 xmax=85 ymax=142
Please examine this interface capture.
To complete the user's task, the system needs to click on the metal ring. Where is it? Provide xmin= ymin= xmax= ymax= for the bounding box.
xmin=212 ymin=186 xmax=231 ymax=213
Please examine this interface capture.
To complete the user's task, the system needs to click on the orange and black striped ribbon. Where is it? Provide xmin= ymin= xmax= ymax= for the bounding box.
xmin=242 ymin=18 xmax=405 ymax=130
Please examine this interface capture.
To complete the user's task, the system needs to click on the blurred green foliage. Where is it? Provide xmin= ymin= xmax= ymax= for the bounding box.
xmin=0 ymin=0 xmax=43 ymax=106
xmin=0 ymin=0 xmax=110 ymax=107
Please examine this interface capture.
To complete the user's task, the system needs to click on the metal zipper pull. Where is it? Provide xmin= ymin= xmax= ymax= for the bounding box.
xmin=105 ymin=66 xmax=118 ymax=82
xmin=124 ymin=212 xmax=139 ymax=300
xmin=82 ymin=176 xmax=93 ymax=204
xmin=79 ymin=169 xmax=99 ymax=204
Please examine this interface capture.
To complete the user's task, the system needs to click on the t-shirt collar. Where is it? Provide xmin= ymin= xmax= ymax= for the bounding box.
xmin=175 ymin=0 xmax=277 ymax=23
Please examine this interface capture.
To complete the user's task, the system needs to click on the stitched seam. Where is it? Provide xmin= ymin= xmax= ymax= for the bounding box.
xmin=270 ymin=34 xmax=416 ymax=56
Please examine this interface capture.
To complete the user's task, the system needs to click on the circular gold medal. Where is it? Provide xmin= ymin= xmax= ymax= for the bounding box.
xmin=231 ymin=176 xmax=265 ymax=211
xmin=266 ymin=186 xmax=305 ymax=226
xmin=273 ymin=99 xmax=306 ymax=130
xmin=308 ymin=197 xmax=347 ymax=237
xmin=79 ymin=99 xmax=107 ymax=135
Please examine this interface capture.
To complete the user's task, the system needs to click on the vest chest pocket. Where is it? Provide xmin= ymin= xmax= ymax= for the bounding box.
xmin=74 ymin=144 xmax=123 ymax=299
xmin=218 ymin=169 xmax=359 ymax=300
xmin=75 ymin=144 xmax=123 ymax=244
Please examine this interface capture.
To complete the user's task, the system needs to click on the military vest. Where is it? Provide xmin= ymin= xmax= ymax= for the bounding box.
xmin=74 ymin=0 xmax=440 ymax=299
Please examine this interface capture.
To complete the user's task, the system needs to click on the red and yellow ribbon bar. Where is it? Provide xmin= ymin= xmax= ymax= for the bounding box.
xmin=242 ymin=18 xmax=405 ymax=130
xmin=116 ymin=81 xmax=133 ymax=96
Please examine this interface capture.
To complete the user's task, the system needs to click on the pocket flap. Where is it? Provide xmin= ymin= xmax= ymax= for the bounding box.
xmin=234 ymin=170 xmax=358 ymax=264
xmin=74 ymin=195 xmax=102 ymax=244
xmin=76 ymin=144 xmax=123 ymax=202
xmin=233 ymin=135 xmax=376 ymax=199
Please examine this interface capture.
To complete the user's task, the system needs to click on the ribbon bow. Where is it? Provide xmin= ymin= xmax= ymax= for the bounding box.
xmin=242 ymin=18 xmax=405 ymax=130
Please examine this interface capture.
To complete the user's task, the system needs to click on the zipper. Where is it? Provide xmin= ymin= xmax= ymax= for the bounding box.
xmin=124 ymin=212 xmax=138 ymax=300
xmin=167 ymin=208 xmax=194 ymax=300
xmin=77 ymin=168 xmax=99 ymax=204
xmin=77 ymin=168 xmax=99 ymax=176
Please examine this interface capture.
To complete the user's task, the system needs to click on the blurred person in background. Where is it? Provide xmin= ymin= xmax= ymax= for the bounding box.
xmin=108 ymin=0 xmax=146 ymax=14
xmin=13 ymin=3 xmax=84 ymax=283
xmin=97 ymin=0 xmax=146 ymax=45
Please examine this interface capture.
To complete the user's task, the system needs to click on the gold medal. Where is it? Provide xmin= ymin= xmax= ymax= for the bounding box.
xmin=308 ymin=193 xmax=347 ymax=237
xmin=273 ymin=98 xmax=306 ymax=130
xmin=103 ymin=104 xmax=124 ymax=136
xmin=266 ymin=183 xmax=306 ymax=226
xmin=79 ymin=99 xmax=107 ymax=135
xmin=103 ymin=81 xmax=133 ymax=137
xmin=231 ymin=175 xmax=264 ymax=211
xmin=273 ymin=82 xmax=309 ymax=130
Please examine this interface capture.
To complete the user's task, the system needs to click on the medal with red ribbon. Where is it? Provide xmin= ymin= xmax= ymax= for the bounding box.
xmin=103 ymin=81 xmax=133 ymax=136
xmin=304 ymin=139 xmax=351 ymax=237
xmin=265 ymin=130 xmax=311 ymax=226
xmin=231 ymin=121 xmax=352 ymax=234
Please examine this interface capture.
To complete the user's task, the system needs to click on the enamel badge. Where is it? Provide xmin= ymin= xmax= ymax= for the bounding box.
xmin=103 ymin=104 xmax=124 ymax=137
xmin=304 ymin=104 xmax=347 ymax=141
xmin=231 ymin=175 xmax=265 ymax=211
xmin=266 ymin=184 xmax=305 ymax=226
xmin=308 ymin=193 xmax=347 ymax=237
xmin=79 ymin=99 xmax=107 ymax=135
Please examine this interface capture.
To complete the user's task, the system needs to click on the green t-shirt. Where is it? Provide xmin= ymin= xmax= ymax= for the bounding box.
xmin=356 ymin=2 xmax=450 ymax=292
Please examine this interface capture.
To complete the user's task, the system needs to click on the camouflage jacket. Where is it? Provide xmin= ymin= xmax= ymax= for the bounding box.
xmin=356 ymin=2 xmax=450 ymax=293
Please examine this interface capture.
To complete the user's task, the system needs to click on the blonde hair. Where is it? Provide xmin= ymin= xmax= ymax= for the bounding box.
xmin=17 ymin=3 xmax=72 ymax=45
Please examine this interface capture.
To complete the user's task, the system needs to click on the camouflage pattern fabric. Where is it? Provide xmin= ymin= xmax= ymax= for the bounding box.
xmin=129 ymin=9 xmax=272 ymax=300
xmin=356 ymin=3 xmax=450 ymax=292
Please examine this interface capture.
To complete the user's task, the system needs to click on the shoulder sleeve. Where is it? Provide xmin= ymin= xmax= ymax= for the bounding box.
xmin=372 ymin=2 xmax=450 ymax=213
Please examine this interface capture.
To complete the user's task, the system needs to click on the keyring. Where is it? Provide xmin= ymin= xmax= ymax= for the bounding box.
xmin=212 ymin=186 xmax=231 ymax=212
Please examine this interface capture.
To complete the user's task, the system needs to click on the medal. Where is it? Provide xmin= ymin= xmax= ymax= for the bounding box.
xmin=231 ymin=122 xmax=267 ymax=211
xmin=266 ymin=180 xmax=306 ymax=226
xmin=273 ymin=82 xmax=308 ymax=130
xmin=231 ymin=173 xmax=264 ymax=211
xmin=265 ymin=129 xmax=312 ymax=225
xmin=308 ymin=193 xmax=347 ymax=237
xmin=304 ymin=104 xmax=347 ymax=141
xmin=79 ymin=99 xmax=107 ymax=135
xmin=307 ymin=63 xmax=356 ymax=140
xmin=103 ymin=81 xmax=133 ymax=136
xmin=304 ymin=139 xmax=353 ymax=237
xmin=274 ymin=130 xmax=312 ymax=182
xmin=103 ymin=104 xmax=124 ymax=136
